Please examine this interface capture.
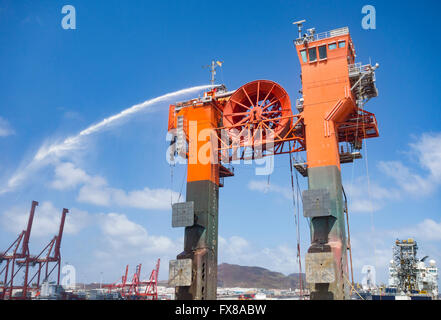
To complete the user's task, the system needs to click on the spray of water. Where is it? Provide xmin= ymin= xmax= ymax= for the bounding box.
xmin=35 ymin=84 xmax=217 ymax=160
xmin=2 ymin=84 xmax=218 ymax=193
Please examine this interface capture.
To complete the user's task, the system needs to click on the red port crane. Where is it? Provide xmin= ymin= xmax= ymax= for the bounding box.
xmin=103 ymin=264 xmax=129 ymax=297
xmin=140 ymin=258 xmax=160 ymax=300
xmin=127 ymin=264 xmax=142 ymax=297
xmin=0 ymin=201 xmax=38 ymax=300
xmin=19 ymin=208 xmax=69 ymax=295
xmin=104 ymin=259 xmax=160 ymax=300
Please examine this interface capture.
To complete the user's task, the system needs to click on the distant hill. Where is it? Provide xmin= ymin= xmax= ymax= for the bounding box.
xmin=158 ymin=263 xmax=306 ymax=289
xmin=218 ymin=263 xmax=305 ymax=289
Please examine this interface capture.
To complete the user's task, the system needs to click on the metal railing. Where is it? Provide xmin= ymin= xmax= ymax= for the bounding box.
xmin=295 ymin=26 xmax=349 ymax=45
xmin=348 ymin=62 xmax=379 ymax=100
xmin=315 ymin=27 xmax=349 ymax=41
xmin=348 ymin=62 xmax=375 ymax=77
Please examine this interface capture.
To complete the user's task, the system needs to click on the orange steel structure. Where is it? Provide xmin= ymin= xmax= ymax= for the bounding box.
xmin=167 ymin=23 xmax=379 ymax=300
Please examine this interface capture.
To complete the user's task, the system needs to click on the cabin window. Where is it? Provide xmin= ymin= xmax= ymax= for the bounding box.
xmin=308 ymin=47 xmax=317 ymax=62
xmin=318 ymin=45 xmax=327 ymax=60
xmin=300 ymin=50 xmax=307 ymax=63
xmin=338 ymin=40 xmax=346 ymax=48
xmin=328 ymin=42 xmax=337 ymax=50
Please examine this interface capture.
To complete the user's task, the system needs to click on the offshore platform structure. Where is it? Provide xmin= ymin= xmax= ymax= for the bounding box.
xmin=389 ymin=239 xmax=439 ymax=297
xmin=167 ymin=22 xmax=379 ymax=300
xmin=391 ymin=239 xmax=419 ymax=293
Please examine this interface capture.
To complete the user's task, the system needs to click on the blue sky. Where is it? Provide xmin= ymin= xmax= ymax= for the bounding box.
xmin=1 ymin=0 xmax=441 ymax=287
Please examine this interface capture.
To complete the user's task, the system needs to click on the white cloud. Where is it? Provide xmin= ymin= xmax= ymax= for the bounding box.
xmin=392 ymin=219 xmax=441 ymax=242
xmin=219 ymin=235 xmax=300 ymax=275
xmin=378 ymin=161 xmax=433 ymax=195
xmin=343 ymin=132 xmax=441 ymax=213
xmin=78 ymin=182 xmax=179 ymax=210
xmin=410 ymin=133 xmax=441 ymax=181
xmin=98 ymin=213 xmax=180 ymax=255
xmin=0 ymin=116 xmax=14 ymax=137
xmin=76 ymin=176 xmax=111 ymax=206
xmin=248 ymin=180 xmax=292 ymax=200
xmin=51 ymin=162 xmax=91 ymax=190
xmin=344 ymin=177 xmax=401 ymax=213
xmin=111 ymin=186 xmax=178 ymax=210
xmin=49 ymin=161 xmax=180 ymax=210
xmin=219 ymin=235 xmax=250 ymax=258
xmin=94 ymin=213 xmax=181 ymax=281
xmin=349 ymin=199 xmax=381 ymax=213
xmin=378 ymin=132 xmax=441 ymax=197
xmin=100 ymin=213 xmax=149 ymax=249
xmin=0 ymin=201 xmax=91 ymax=237
xmin=86 ymin=212 xmax=182 ymax=282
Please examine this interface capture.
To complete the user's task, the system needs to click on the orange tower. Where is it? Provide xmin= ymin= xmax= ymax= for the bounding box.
xmin=293 ymin=23 xmax=379 ymax=299
xmin=167 ymin=88 xmax=229 ymax=299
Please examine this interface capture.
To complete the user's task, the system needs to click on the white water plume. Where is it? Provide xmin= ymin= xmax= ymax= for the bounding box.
xmin=2 ymin=84 xmax=218 ymax=193
xmin=35 ymin=84 xmax=216 ymax=161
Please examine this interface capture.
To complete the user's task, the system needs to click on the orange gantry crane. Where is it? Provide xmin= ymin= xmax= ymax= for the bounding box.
xmin=167 ymin=22 xmax=379 ymax=300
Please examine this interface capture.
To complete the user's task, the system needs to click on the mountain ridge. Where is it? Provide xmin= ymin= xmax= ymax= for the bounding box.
xmin=217 ymin=263 xmax=305 ymax=289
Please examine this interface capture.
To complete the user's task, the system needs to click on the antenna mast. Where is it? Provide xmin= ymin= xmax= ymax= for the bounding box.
xmin=204 ymin=60 xmax=223 ymax=85
xmin=293 ymin=19 xmax=306 ymax=39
